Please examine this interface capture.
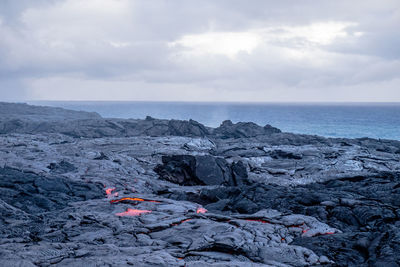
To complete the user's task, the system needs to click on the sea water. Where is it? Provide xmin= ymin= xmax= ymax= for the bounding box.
xmin=30 ymin=101 xmax=400 ymax=141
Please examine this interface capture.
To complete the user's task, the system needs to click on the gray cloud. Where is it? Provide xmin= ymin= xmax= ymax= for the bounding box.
xmin=0 ymin=0 xmax=399 ymax=101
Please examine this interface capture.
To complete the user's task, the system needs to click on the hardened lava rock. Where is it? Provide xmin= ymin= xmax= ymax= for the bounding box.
xmin=155 ymin=155 xmax=248 ymax=186
xmin=1 ymin=102 xmax=400 ymax=266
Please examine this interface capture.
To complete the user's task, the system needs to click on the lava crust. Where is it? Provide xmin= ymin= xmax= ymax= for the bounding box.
xmin=1 ymin=102 xmax=400 ymax=266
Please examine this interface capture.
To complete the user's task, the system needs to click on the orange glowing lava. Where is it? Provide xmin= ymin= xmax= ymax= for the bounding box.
xmin=196 ymin=207 xmax=207 ymax=214
xmin=116 ymin=208 xmax=152 ymax=217
xmin=110 ymin=197 xmax=161 ymax=204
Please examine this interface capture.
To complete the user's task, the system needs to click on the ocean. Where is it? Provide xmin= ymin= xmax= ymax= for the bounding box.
xmin=30 ymin=101 xmax=400 ymax=141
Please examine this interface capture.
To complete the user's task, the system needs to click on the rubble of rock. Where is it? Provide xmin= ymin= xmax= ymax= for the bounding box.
xmin=0 ymin=102 xmax=400 ymax=266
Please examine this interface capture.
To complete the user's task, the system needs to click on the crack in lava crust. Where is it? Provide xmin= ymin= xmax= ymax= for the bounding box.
xmin=110 ymin=197 xmax=161 ymax=204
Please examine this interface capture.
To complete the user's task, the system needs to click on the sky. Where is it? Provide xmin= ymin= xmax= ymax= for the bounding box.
xmin=0 ymin=0 xmax=399 ymax=102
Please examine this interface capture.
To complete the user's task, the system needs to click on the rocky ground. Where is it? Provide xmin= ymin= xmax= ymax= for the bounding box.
xmin=0 ymin=102 xmax=400 ymax=266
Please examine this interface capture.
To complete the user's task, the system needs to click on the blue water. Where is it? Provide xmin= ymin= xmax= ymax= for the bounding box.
xmin=30 ymin=101 xmax=400 ymax=140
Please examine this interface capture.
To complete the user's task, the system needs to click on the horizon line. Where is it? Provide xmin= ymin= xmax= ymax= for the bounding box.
xmin=24 ymin=100 xmax=400 ymax=105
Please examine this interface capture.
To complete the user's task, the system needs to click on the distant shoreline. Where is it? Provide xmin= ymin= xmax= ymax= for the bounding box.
xmin=21 ymin=101 xmax=400 ymax=141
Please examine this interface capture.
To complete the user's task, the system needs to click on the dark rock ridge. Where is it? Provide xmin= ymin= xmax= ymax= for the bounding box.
xmin=0 ymin=116 xmax=211 ymax=138
xmin=213 ymin=119 xmax=281 ymax=138
xmin=1 ymin=102 xmax=400 ymax=266
xmin=0 ymin=102 xmax=280 ymax=138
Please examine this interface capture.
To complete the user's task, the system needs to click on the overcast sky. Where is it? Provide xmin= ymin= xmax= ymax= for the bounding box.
xmin=0 ymin=0 xmax=399 ymax=102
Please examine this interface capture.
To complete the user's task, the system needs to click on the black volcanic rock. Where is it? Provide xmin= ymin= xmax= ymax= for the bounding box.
xmin=213 ymin=120 xmax=281 ymax=139
xmin=2 ymin=102 xmax=400 ymax=266
xmin=1 ymin=103 xmax=287 ymax=139
xmin=0 ymin=167 xmax=104 ymax=246
xmin=0 ymin=114 xmax=210 ymax=139
xmin=0 ymin=167 xmax=103 ymax=214
xmin=168 ymin=119 xmax=209 ymax=137
xmin=230 ymin=160 xmax=249 ymax=186
xmin=155 ymin=155 xmax=247 ymax=186
xmin=155 ymin=155 xmax=226 ymax=185
xmin=177 ymin=173 xmax=400 ymax=266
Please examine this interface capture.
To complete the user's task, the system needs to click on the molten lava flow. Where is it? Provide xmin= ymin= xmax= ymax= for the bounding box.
xmin=196 ymin=207 xmax=207 ymax=214
xmin=110 ymin=197 xmax=161 ymax=204
xmin=116 ymin=208 xmax=152 ymax=217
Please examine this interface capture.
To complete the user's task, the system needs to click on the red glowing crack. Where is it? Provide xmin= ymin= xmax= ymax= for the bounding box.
xmin=116 ymin=208 xmax=152 ymax=217
xmin=110 ymin=197 xmax=161 ymax=204
xmin=171 ymin=219 xmax=192 ymax=226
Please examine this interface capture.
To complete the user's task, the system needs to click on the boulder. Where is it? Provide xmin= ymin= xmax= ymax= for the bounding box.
xmin=155 ymin=155 xmax=248 ymax=186
xmin=231 ymin=161 xmax=249 ymax=186
xmin=168 ymin=119 xmax=209 ymax=137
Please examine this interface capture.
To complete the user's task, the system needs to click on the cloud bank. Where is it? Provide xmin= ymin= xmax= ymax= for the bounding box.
xmin=0 ymin=0 xmax=399 ymax=101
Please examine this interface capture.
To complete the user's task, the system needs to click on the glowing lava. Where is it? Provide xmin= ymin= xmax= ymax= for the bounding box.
xmin=105 ymin=187 xmax=119 ymax=198
xmin=196 ymin=207 xmax=207 ymax=214
xmin=105 ymin=187 xmax=116 ymax=195
xmin=110 ymin=197 xmax=161 ymax=204
xmin=171 ymin=219 xmax=191 ymax=226
xmin=115 ymin=208 xmax=152 ymax=217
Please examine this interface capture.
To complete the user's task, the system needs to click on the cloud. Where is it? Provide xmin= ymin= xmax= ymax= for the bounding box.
xmin=0 ymin=0 xmax=399 ymax=101
xmin=169 ymin=31 xmax=261 ymax=58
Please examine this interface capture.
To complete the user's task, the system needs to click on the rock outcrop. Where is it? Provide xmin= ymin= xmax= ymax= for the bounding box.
xmin=213 ymin=120 xmax=281 ymax=138
xmin=155 ymin=155 xmax=248 ymax=186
